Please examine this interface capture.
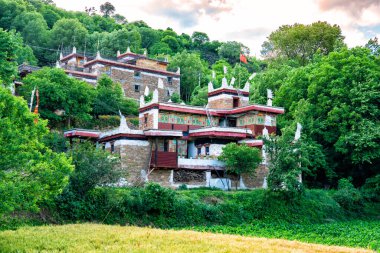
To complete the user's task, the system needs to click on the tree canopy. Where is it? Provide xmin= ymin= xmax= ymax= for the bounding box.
xmin=261 ymin=21 xmax=345 ymax=65
xmin=0 ymin=87 xmax=73 ymax=215
xmin=18 ymin=68 xmax=95 ymax=128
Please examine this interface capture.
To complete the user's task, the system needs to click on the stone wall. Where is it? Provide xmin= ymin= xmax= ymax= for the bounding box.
xmin=116 ymin=140 xmax=151 ymax=185
xmin=241 ymin=165 xmax=268 ymax=188
xmin=208 ymin=97 xmax=233 ymax=109
xmin=148 ymin=169 xmax=172 ymax=187
xmin=136 ymin=59 xmax=167 ymax=71
xmin=109 ymin=68 xmax=180 ymax=102
xmin=139 ymin=111 xmax=155 ymax=130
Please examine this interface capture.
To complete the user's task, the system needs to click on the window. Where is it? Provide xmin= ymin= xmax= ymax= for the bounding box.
xmin=197 ymin=147 xmax=202 ymax=155
xmin=134 ymin=71 xmax=141 ymax=78
xmin=144 ymin=114 xmax=148 ymax=126
xmin=164 ymin=139 xmax=169 ymax=152
xmin=205 ymin=146 xmax=210 ymax=155
xmin=111 ymin=143 xmax=115 ymax=153
xmin=233 ymin=97 xmax=239 ymax=108
xmin=167 ymin=76 xmax=173 ymax=85
xmin=167 ymin=90 xmax=170 ymax=96
xmin=134 ymin=84 xmax=140 ymax=92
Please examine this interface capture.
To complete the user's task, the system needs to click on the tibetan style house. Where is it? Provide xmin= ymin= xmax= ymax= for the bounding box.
xmin=65 ymin=75 xmax=284 ymax=190
xmin=58 ymin=47 xmax=180 ymax=102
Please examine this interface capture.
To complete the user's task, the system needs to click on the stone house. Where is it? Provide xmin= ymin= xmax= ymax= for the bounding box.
xmin=58 ymin=47 xmax=180 ymax=102
xmin=65 ymin=76 xmax=285 ymax=190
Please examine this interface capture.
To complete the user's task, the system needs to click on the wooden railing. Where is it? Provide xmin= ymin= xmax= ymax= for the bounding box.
xmin=151 ymin=151 xmax=177 ymax=168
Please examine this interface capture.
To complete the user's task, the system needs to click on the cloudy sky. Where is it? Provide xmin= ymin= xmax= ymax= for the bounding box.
xmin=54 ymin=0 xmax=380 ymax=56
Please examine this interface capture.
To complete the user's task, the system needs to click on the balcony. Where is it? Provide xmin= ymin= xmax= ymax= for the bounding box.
xmin=178 ymin=157 xmax=225 ymax=170
xmin=150 ymin=151 xmax=177 ymax=168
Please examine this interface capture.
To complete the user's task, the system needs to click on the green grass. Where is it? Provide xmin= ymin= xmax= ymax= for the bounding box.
xmin=0 ymin=224 xmax=375 ymax=253
xmin=190 ymin=220 xmax=380 ymax=252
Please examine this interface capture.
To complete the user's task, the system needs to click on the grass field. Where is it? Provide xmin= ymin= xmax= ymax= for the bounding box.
xmin=0 ymin=224 xmax=375 ymax=253
xmin=192 ymin=220 xmax=380 ymax=252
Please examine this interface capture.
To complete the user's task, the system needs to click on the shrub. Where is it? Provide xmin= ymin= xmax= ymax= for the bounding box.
xmin=143 ymin=183 xmax=176 ymax=215
xmin=333 ymin=178 xmax=363 ymax=212
xmin=361 ymin=175 xmax=380 ymax=202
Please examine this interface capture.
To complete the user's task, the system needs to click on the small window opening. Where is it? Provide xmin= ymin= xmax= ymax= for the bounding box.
xmin=134 ymin=71 xmax=141 ymax=78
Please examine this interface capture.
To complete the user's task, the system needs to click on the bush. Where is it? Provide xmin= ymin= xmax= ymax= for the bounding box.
xmin=361 ymin=175 xmax=380 ymax=202
xmin=143 ymin=183 xmax=176 ymax=215
xmin=333 ymin=178 xmax=363 ymax=212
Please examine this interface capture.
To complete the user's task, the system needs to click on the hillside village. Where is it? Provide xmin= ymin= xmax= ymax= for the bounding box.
xmin=0 ymin=0 xmax=379 ymax=252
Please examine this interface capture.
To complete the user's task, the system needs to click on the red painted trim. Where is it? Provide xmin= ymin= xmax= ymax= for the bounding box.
xmin=247 ymin=143 xmax=263 ymax=147
xmin=83 ymin=59 xmax=180 ymax=77
xmin=139 ymin=103 xmax=159 ymax=112
xmin=159 ymin=105 xmax=209 ymax=115
xmin=140 ymin=103 xmax=284 ymax=116
xmin=60 ymin=53 xmax=76 ymax=62
xmin=158 ymin=122 xmax=173 ymax=130
xmin=208 ymin=88 xmax=249 ymax=97
xmin=189 ymin=131 xmax=247 ymax=138
xmin=64 ymin=131 xmax=99 ymax=138
xmin=65 ymin=70 xmax=97 ymax=79
xmin=220 ymin=105 xmax=285 ymax=114
xmin=99 ymin=133 xmax=146 ymax=142
xmin=117 ymin=52 xmax=140 ymax=58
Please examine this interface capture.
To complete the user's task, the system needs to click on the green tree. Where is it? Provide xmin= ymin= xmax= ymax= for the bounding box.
xmin=67 ymin=142 xmax=121 ymax=195
xmin=297 ymin=48 xmax=380 ymax=185
xmin=0 ymin=29 xmax=18 ymax=86
xmin=262 ymin=21 xmax=345 ymax=65
xmin=218 ymin=143 xmax=261 ymax=189
xmin=112 ymin=14 xmax=126 ymax=24
xmin=365 ymin=37 xmax=380 ymax=56
xmin=191 ymin=31 xmax=209 ymax=46
xmin=100 ymin=2 xmax=115 ymax=18
xmin=218 ymin=41 xmax=249 ymax=65
xmin=0 ymin=0 xmax=27 ymax=30
xmin=0 ymin=87 xmax=73 ymax=215
xmin=50 ymin=18 xmax=88 ymax=50
xmin=161 ymin=35 xmax=180 ymax=52
xmin=139 ymin=27 xmax=161 ymax=50
xmin=169 ymin=51 xmax=209 ymax=102
xmin=93 ymin=75 xmax=138 ymax=116
xmin=150 ymin=42 xmax=172 ymax=55
xmin=190 ymin=85 xmax=208 ymax=106
xmin=18 ymin=68 xmax=95 ymax=128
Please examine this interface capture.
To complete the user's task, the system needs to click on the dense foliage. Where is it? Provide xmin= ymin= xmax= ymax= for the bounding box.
xmin=218 ymin=143 xmax=261 ymax=176
xmin=17 ymin=69 xmax=138 ymax=129
xmin=18 ymin=68 xmax=95 ymax=128
xmin=0 ymin=87 xmax=73 ymax=215
xmin=253 ymin=47 xmax=380 ymax=187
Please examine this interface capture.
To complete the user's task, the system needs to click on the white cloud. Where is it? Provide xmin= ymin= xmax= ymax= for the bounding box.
xmin=54 ymin=0 xmax=380 ymax=56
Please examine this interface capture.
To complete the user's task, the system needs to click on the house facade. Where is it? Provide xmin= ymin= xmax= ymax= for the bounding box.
xmin=58 ymin=47 xmax=180 ymax=102
xmin=65 ymin=76 xmax=285 ymax=190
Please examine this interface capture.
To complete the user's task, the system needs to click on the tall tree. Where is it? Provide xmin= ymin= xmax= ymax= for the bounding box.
xmin=218 ymin=41 xmax=249 ymax=65
xmin=289 ymin=48 xmax=380 ymax=186
xmin=93 ymin=75 xmax=138 ymax=117
xmin=169 ymin=51 xmax=209 ymax=102
xmin=0 ymin=87 xmax=73 ymax=215
xmin=100 ymin=2 xmax=115 ymax=18
xmin=50 ymin=18 xmax=88 ymax=51
xmin=18 ymin=68 xmax=95 ymax=128
xmin=0 ymin=29 xmax=19 ymax=86
xmin=262 ymin=21 xmax=345 ymax=65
